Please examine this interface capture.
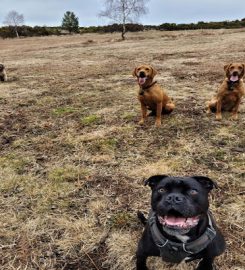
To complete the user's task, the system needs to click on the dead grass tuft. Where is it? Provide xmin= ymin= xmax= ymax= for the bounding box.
xmin=106 ymin=231 xmax=138 ymax=270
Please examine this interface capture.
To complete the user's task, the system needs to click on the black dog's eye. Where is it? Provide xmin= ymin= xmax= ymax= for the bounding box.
xmin=158 ymin=188 xmax=166 ymax=193
xmin=189 ymin=189 xmax=198 ymax=196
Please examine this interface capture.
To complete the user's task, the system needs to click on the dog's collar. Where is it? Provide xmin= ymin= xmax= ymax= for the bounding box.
xmin=139 ymin=81 xmax=157 ymax=95
xmin=148 ymin=211 xmax=216 ymax=263
xmin=227 ymin=80 xmax=239 ymax=91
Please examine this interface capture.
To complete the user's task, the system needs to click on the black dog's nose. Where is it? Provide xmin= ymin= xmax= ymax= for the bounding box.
xmin=166 ymin=193 xmax=184 ymax=204
xmin=139 ymin=71 xmax=146 ymax=78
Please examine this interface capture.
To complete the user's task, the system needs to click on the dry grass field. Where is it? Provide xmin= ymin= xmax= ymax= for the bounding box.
xmin=0 ymin=29 xmax=244 ymax=270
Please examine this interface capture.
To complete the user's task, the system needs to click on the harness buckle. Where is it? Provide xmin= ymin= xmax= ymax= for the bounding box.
xmin=182 ymin=243 xmax=195 ymax=255
xmin=156 ymin=239 xmax=169 ymax=248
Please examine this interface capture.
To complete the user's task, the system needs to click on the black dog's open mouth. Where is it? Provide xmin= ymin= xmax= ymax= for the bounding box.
xmin=158 ymin=210 xmax=199 ymax=230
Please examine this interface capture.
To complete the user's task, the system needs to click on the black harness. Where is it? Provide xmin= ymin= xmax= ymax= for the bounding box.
xmin=139 ymin=81 xmax=157 ymax=95
xmin=227 ymin=80 xmax=239 ymax=91
xmin=148 ymin=211 xmax=217 ymax=264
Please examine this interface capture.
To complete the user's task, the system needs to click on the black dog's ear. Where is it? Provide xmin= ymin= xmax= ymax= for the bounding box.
xmin=144 ymin=175 xmax=169 ymax=189
xmin=192 ymin=176 xmax=218 ymax=191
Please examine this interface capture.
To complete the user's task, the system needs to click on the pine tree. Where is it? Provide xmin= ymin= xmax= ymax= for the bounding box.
xmin=61 ymin=11 xmax=79 ymax=34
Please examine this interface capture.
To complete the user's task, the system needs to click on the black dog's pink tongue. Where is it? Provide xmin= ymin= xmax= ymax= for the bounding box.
xmin=162 ymin=215 xmax=200 ymax=228
xmin=230 ymin=75 xmax=239 ymax=82
xmin=164 ymin=216 xmax=186 ymax=226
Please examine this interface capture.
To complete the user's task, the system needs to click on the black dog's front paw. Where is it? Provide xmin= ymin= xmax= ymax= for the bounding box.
xmin=196 ymin=266 xmax=213 ymax=270
xmin=136 ymin=254 xmax=149 ymax=270
xmin=136 ymin=261 xmax=148 ymax=270
xmin=137 ymin=266 xmax=148 ymax=270
xmin=196 ymin=261 xmax=216 ymax=270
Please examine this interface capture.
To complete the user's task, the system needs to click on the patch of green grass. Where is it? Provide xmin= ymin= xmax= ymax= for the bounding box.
xmin=48 ymin=165 xmax=88 ymax=182
xmin=0 ymin=154 xmax=30 ymax=174
xmin=213 ymin=149 xmax=227 ymax=160
xmin=80 ymin=114 xmax=100 ymax=126
xmin=109 ymin=212 xmax=135 ymax=229
xmin=0 ymin=166 xmax=39 ymax=196
xmin=87 ymin=138 xmax=118 ymax=154
xmin=0 ymin=170 xmax=24 ymax=193
xmin=52 ymin=106 xmax=77 ymax=116
xmin=103 ymin=138 xmax=118 ymax=148
xmin=121 ymin=112 xmax=136 ymax=121
xmin=37 ymin=96 xmax=55 ymax=106
xmin=35 ymin=185 xmax=74 ymax=213
xmin=12 ymin=138 xmax=27 ymax=149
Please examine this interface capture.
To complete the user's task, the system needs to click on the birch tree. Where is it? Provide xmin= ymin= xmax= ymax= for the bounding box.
xmin=3 ymin=10 xmax=24 ymax=38
xmin=99 ymin=0 xmax=149 ymax=40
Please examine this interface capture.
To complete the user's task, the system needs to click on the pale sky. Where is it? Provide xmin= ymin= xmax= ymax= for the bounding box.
xmin=0 ymin=0 xmax=245 ymax=27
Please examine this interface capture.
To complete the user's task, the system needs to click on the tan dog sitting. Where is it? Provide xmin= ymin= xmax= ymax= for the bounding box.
xmin=207 ymin=63 xmax=245 ymax=120
xmin=133 ymin=64 xmax=175 ymax=127
xmin=0 ymin=64 xmax=7 ymax=82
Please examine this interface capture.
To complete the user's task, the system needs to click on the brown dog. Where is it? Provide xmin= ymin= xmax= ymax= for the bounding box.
xmin=206 ymin=63 xmax=245 ymax=120
xmin=133 ymin=65 xmax=175 ymax=127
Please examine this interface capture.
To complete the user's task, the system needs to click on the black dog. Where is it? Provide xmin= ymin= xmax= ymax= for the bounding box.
xmin=0 ymin=64 xmax=7 ymax=82
xmin=136 ymin=175 xmax=225 ymax=270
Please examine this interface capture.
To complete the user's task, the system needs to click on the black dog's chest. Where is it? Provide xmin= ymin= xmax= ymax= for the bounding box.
xmin=159 ymin=244 xmax=192 ymax=263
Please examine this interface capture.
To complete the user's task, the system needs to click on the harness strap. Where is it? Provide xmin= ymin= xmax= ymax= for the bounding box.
xmin=148 ymin=211 xmax=217 ymax=263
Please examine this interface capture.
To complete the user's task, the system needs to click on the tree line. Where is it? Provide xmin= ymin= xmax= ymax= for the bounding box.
xmin=152 ymin=19 xmax=245 ymax=31
xmin=1 ymin=1 xmax=148 ymax=39
xmin=1 ymin=19 xmax=245 ymax=39
xmin=1 ymin=0 xmax=245 ymax=40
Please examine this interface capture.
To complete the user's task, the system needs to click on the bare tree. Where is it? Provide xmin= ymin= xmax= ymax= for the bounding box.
xmin=99 ymin=0 xmax=149 ymax=40
xmin=3 ymin=10 xmax=24 ymax=38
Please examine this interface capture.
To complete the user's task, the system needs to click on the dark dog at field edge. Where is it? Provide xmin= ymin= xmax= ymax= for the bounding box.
xmin=132 ymin=64 xmax=175 ymax=127
xmin=206 ymin=63 xmax=245 ymax=120
xmin=0 ymin=64 xmax=7 ymax=82
xmin=136 ymin=175 xmax=225 ymax=270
